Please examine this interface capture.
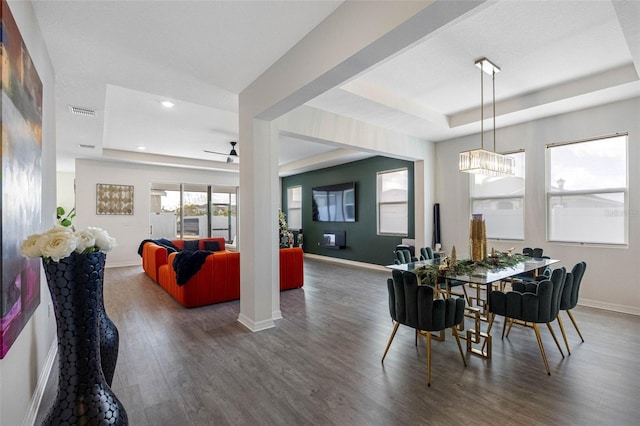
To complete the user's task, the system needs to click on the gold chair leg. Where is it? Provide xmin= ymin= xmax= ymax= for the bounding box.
xmin=556 ymin=315 xmax=571 ymax=355
xmin=566 ymin=310 xmax=585 ymax=342
xmin=546 ymin=322 xmax=565 ymax=358
xmin=486 ymin=313 xmax=495 ymax=334
xmin=452 ymin=327 xmax=467 ymax=367
xmin=382 ymin=322 xmax=400 ymax=362
xmin=505 ymin=319 xmax=515 ymax=338
xmin=426 ymin=330 xmax=432 ymax=387
xmin=533 ymin=323 xmax=551 ymax=375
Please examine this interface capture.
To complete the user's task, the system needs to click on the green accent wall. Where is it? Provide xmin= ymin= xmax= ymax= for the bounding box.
xmin=281 ymin=156 xmax=414 ymax=266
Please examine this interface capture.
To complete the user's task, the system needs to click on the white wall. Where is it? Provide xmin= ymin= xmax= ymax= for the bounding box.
xmin=56 ymin=171 xmax=75 ymax=213
xmin=74 ymin=159 xmax=239 ymax=267
xmin=0 ymin=1 xmax=58 ymax=425
xmin=435 ymin=97 xmax=640 ymax=315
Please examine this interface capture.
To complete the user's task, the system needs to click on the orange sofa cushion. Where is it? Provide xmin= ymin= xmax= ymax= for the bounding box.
xmin=279 ymin=248 xmax=304 ymax=290
xmin=159 ymin=251 xmax=240 ymax=308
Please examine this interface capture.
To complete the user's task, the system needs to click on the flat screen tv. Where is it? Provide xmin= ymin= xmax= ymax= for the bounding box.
xmin=312 ymin=182 xmax=356 ymax=222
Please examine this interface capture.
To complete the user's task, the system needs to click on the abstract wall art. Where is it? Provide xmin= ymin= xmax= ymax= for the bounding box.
xmin=96 ymin=184 xmax=134 ymax=215
xmin=1 ymin=0 xmax=43 ymax=358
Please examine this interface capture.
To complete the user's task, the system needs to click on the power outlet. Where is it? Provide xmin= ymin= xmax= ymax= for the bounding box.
xmin=48 ymin=303 xmax=52 ymax=318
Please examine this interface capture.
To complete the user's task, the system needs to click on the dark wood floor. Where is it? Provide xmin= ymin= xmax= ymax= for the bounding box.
xmin=36 ymin=258 xmax=640 ymax=425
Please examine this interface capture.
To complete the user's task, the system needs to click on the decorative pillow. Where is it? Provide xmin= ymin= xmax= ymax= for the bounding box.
xmin=183 ymin=240 xmax=200 ymax=252
xmin=203 ymin=240 xmax=221 ymax=252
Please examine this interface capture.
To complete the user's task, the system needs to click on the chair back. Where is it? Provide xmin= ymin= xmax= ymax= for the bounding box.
xmin=490 ymin=267 xmax=565 ymax=323
xmin=522 ymin=247 xmax=533 ymax=256
xmin=532 ymin=247 xmax=544 ymax=258
xmin=394 ymin=249 xmax=412 ymax=265
xmin=420 ymin=247 xmax=434 ymax=260
xmin=566 ymin=261 xmax=586 ymax=310
xmin=548 ymin=267 xmax=566 ymax=319
xmin=388 ymin=269 xmax=464 ymax=332
xmin=559 ymin=271 xmax=574 ymax=311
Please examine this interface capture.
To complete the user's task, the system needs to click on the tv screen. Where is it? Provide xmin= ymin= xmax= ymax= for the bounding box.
xmin=312 ymin=182 xmax=356 ymax=222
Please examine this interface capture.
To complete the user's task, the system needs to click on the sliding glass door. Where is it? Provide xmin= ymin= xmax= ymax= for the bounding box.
xmin=211 ymin=190 xmax=237 ymax=243
xmin=149 ymin=183 xmax=237 ymax=242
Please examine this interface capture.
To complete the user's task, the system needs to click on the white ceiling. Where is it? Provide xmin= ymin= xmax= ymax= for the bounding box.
xmin=30 ymin=0 xmax=639 ymax=174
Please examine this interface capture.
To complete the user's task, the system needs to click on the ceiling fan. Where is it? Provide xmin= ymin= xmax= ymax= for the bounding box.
xmin=204 ymin=141 xmax=238 ymax=163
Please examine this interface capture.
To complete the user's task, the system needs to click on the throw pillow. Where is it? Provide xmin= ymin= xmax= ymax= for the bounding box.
xmin=203 ymin=240 xmax=221 ymax=252
xmin=183 ymin=240 xmax=200 ymax=252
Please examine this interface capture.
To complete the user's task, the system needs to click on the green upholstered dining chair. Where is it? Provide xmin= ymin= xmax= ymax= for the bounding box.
xmin=532 ymin=247 xmax=544 ymax=258
xmin=488 ymin=267 xmax=566 ymax=375
xmin=383 ymin=269 xmax=466 ymax=386
xmin=394 ymin=249 xmax=416 ymax=265
xmin=419 ymin=246 xmax=434 ymax=261
xmin=556 ymin=261 xmax=587 ymax=354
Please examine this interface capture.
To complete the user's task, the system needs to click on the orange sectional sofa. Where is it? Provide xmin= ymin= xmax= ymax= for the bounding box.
xmin=140 ymin=238 xmax=303 ymax=308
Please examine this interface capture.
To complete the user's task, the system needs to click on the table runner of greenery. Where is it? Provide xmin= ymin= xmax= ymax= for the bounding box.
xmin=412 ymin=249 xmax=529 ymax=286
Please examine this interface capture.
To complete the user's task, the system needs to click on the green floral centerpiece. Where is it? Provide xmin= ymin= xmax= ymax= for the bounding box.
xmin=413 ymin=246 xmax=527 ymax=286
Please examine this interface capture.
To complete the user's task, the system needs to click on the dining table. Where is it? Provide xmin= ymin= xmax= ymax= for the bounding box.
xmin=386 ymin=255 xmax=560 ymax=358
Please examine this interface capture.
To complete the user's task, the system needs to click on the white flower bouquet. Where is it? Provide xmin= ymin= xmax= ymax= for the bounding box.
xmin=21 ymin=226 xmax=117 ymax=262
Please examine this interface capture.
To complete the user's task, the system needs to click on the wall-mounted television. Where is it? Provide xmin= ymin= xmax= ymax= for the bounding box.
xmin=312 ymin=182 xmax=356 ymax=222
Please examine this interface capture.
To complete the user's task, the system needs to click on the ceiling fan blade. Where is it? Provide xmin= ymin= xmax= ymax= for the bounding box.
xmin=205 ymin=142 xmax=239 ymax=162
xmin=203 ymin=149 xmax=226 ymax=156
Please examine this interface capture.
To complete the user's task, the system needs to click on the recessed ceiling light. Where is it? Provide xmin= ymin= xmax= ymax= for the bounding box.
xmin=137 ymin=146 xmax=146 ymax=150
xmin=161 ymin=101 xmax=174 ymax=108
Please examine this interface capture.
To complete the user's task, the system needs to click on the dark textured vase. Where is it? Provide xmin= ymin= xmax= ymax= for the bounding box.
xmin=43 ymin=252 xmax=128 ymax=425
xmin=96 ymin=261 xmax=119 ymax=387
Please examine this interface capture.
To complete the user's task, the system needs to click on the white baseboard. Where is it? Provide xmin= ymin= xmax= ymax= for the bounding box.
xmin=272 ymin=310 xmax=283 ymax=320
xmin=303 ymin=253 xmax=388 ymax=272
xmin=578 ymin=298 xmax=640 ymax=316
xmin=23 ymin=339 xmax=57 ymax=426
xmin=106 ymin=261 xmax=142 ymax=268
xmin=237 ymin=313 xmax=276 ymax=332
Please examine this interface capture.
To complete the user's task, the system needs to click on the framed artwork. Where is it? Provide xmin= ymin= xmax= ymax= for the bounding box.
xmin=1 ymin=0 xmax=43 ymax=358
xmin=96 ymin=184 xmax=134 ymax=215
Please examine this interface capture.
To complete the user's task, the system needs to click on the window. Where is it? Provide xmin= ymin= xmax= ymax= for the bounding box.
xmin=287 ymin=186 xmax=302 ymax=230
xmin=211 ymin=191 xmax=237 ymax=243
xmin=149 ymin=183 xmax=237 ymax=242
xmin=471 ymin=152 xmax=525 ymax=240
xmin=377 ymin=168 xmax=408 ymax=235
xmin=546 ymin=134 xmax=627 ymax=245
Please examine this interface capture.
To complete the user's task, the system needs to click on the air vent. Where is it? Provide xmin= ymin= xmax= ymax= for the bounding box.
xmin=68 ymin=105 xmax=96 ymax=117
xmin=79 ymin=144 xmax=95 ymax=149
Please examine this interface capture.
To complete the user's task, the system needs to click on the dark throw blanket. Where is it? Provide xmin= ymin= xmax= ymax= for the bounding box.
xmin=173 ymin=250 xmax=213 ymax=286
xmin=137 ymin=238 xmax=179 ymax=257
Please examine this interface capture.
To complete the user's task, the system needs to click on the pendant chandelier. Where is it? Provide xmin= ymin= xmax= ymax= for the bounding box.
xmin=459 ymin=57 xmax=515 ymax=176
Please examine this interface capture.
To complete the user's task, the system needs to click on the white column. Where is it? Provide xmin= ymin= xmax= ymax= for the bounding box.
xmin=237 ymin=118 xmax=280 ymax=331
